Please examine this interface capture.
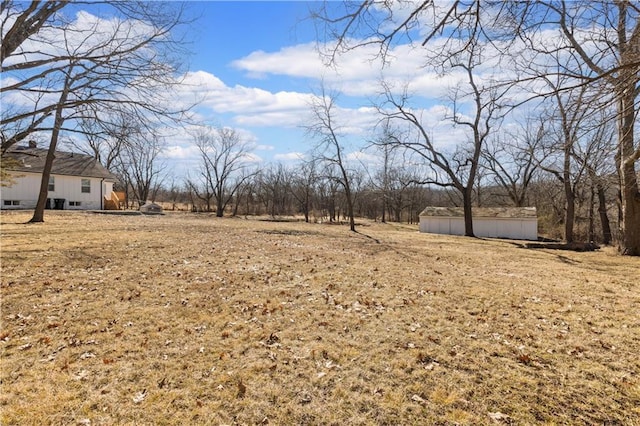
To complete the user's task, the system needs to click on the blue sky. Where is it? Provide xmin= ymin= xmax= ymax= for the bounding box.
xmin=162 ymin=1 xmax=334 ymax=175
xmin=161 ymin=1 xmax=474 ymax=179
xmin=188 ymin=2 xmax=317 ymax=80
xmin=3 ymin=1 xmax=509 ymax=179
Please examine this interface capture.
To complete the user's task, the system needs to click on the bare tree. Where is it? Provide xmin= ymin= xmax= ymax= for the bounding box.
xmin=1 ymin=1 xmax=192 ymax=222
xmin=482 ymin=117 xmax=543 ymax=208
xmin=571 ymin=111 xmax=617 ymax=244
xmin=305 ymin=86 xmax=356 ymax=231
xmin=368 ymin=141 xmax=424 ymax=223
xmin=28 ymin=70 xmax=72 ymax=222
xmin=369 ymin=124 xmax=398 ymax=223
xmin=114 ymin=131 xmax=167 ymax=208
xmin=290 ymin=160 xmax=318 ymax=223
xmin=231 ymin=167 xmax=260 ymax=217
xmin=65 ymin=110 xmax=136 ymax=170
xmin=313 ymin=167 xmax=341 ymax=223
xmin=316 ymin=1 xmax=639 ymax=253
xmin=502 ymin=1 xmax=640 ymax=252
xmin=257 ymin=163 xmax=293 ymax=218
xmin=191 ymin=126 xmax=256 ymax=218
xmin=317 ymin=2 xmax=504 ymax=236
xmin=0 ymin=1 xmax=67 ymax=67
xmin=380 ymin=45 xmax=503 ymax=237
xmin=534 ymin=79 xmax=595 ymax=243
xmin=185 ymin=173 xmax=214 ymax=213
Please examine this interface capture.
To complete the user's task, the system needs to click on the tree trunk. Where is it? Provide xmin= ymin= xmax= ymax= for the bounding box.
xmin=564 ymin=188 xmax=575 ymax=243
xmin=619 ymin=162 xmax=640 ymax=255
xmin=232 ymin=196 xmax=240 ymax=217
xmin=614 ymin=8 xmax=640 ymax=255
xmin=588 ymin=185 xmax=595 ymax=242
xmin=216 ymin=198 xmax=224 ymax=217
xmin=596 ymin=181 xmax=612 ymax=245
xmin=341 ymin=176 xmax=356 ymax=232
xmin=617 ymin=81 xmax=640 ymax=255
xmin=563 ymin=129 xmax=575 ymax=243
xmin=346 ymin=193 xmax=355 ymax=231
xmin=29 ymin=75 xmax=70 ymax=223
xmin=462 ymin=189 xmax=474 ymax=237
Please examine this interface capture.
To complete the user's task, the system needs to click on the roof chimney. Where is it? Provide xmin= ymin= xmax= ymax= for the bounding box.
xmin=28 ymin=140 xmax=37 ymax=148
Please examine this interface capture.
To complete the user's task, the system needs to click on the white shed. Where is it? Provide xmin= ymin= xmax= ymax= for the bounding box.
xmin=419 ymin=206 xmax=538 ymax=241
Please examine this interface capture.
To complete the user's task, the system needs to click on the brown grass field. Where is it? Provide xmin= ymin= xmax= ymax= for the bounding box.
xmin=1 ymin=211 xmax=639 ymax=425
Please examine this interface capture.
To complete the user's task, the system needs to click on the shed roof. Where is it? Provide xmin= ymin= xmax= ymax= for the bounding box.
xmin=419 ymin=206 xmax=537 ymax=219
xmin=4 ymin=146 xmax=117 ymax=181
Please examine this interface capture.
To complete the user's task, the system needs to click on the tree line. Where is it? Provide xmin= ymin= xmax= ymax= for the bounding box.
xmin=106 ymin=118 xmax=616 ymax=246
xmin=309 ymin=0 xmax=639 ymax=254
xmin=1 ymin=1 xmax=638 ymax=255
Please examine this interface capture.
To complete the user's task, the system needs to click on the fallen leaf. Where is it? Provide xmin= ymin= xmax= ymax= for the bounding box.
xmin=74 ymin=370 xmax=89 ymax=381
xmin=411 ymin=394 xmax=426 ymax=403
xmin=488 ymin=411 xmax=511 ymax=423
xmin=299 ymin=393 xmax=312 ymax=404
xmin=265 ymin=332 xmax=280 ymax=347
xmin=133 ymin=389 xmax=147 ymax=404
xmin=237 ymin=379 xmax=246 ymax=398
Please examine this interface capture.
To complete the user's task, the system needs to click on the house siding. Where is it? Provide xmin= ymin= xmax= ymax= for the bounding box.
xmin=1 ymin=171 xmax=113 ymax=210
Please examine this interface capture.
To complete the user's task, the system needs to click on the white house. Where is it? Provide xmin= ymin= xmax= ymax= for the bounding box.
xmin=419 ymin=206 xmax=538 ymax=241
xmin=1 ymin=145 xmax=118 ymax=210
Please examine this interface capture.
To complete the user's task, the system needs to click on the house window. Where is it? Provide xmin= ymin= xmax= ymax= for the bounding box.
xmin=69 ymin=201 xmax=81 ymax=207
xmin=3 ymin=200 xmax=20 ymax=206
xmin=81 ymin=179 xmax=91 ymax=193
xmin=48 ymin=176 xmax=55 ymax=191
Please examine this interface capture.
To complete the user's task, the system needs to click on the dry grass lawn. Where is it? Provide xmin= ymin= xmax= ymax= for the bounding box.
xmin=1 ymin=211 xmax=639 ymax=425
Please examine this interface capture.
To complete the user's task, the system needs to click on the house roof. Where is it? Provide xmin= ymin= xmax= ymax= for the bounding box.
xmin=3 ymin=146 xmax=118 ymax=181
xmin=419 ymin=206 xmax=537 ymax=219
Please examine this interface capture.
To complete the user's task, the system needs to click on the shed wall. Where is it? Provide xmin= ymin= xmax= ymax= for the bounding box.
xmin=420 ymin=216 xmax=537 ymax=240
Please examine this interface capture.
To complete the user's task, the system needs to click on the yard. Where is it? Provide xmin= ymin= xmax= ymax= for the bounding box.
xmin=1 ymin=211 xmax=638 ymax=425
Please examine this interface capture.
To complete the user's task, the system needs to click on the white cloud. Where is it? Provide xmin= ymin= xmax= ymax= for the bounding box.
xmin=180 ymin=71 xmax=316 ymax=128
xmin=242 ymin=152 xmax=264 ymax=164
xmin=274 ymin=152 xmax=306 ymax=162
xmin=346 ymin=150 xmax=379 ymax=164
xmin=179 ymin=69 xmax=387 ymax=138
xmin=163 ymin=144 xmax=200 ymax=160
xmin=256 ymin=144 xmax=275 ymax=151
xmin=335 ymin=106 xmax=380 ymax=136
xmin=233 ymin=127 xmax=259 ymax=145
xmin=231 ymin=41 xmax=432 ymax=98
xmin=232 ymin=43 xmax=322 ymax=79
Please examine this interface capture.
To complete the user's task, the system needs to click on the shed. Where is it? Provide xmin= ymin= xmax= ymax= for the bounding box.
xmin=419 ymin=206 xmax=538 ymax=241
